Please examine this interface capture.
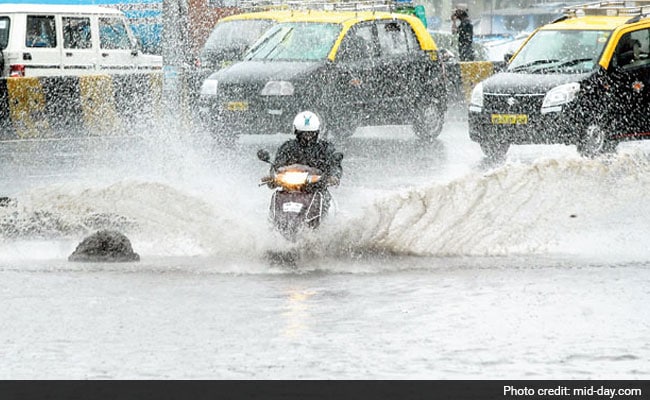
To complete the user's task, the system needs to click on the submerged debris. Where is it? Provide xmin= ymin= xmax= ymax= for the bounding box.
xmin=68 ymin=230 xmax=140 ymax=262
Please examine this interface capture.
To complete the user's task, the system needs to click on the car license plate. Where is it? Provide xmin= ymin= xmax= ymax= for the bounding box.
xmin=226 ymin=101 xmax=248 ymax=111
xmin=491 ymin=114 xmax=528 ymax=125
xmin=283 ymin=202 xmax=303 ymax=213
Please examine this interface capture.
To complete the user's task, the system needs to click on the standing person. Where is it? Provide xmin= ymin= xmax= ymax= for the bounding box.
xmin=452 ymin=7 xmax=474 ymax=61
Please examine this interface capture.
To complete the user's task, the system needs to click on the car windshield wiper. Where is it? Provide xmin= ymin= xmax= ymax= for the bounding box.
xmin=246 ymin=28 xmax=289 ymax=60
xmin=550 ymin=58 xmax=594 ymax=69
xmin=253 ymin=28 xmax=293 ymax=60
xmin=509 ymin=59 xmax=560 ymax=72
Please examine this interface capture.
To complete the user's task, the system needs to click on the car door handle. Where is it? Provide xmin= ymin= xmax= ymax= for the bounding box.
xmin=66 ymin=52 xmax=73 ymax=57
xmin=102 ymin=53 xmax=109 ymax=57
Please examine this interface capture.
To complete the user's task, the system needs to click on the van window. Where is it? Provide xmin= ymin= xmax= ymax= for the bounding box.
xmin=26 ymin=15 xmax=56 ymax=48
xmin=0 ymin=17 xmax=9 ymax=50
xmin=99 ymin=17 xmax=132 ymax=49
xmin=63 ymin=17 xmax=92 ymax=49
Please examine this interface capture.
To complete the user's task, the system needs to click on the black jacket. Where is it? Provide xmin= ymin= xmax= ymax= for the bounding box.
xmin=457 ymin=19 xmax=474 ymax=62
xmin=272 ymin=139 xmax=343 ymax=190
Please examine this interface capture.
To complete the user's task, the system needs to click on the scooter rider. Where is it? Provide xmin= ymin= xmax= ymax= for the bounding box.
xmin=271 ymin=111 xmax=343 ymax=210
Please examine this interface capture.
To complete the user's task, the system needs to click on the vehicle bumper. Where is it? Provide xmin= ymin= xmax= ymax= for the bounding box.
xmin=468 ymin=107 xmax=580 ymax=146
xmin=199 ymin=95 xmax=303 ymax=135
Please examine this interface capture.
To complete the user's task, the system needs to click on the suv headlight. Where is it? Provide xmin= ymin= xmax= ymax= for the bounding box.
xmin=261 ymin=81 xmax=294 ymax=96
xmin=541 ymin=82 xmax=580 ymax=111
xmin=469 ymin=81 xmax=483 ymax=111
xmin=200 ymin=79 xmax=218 ymax=96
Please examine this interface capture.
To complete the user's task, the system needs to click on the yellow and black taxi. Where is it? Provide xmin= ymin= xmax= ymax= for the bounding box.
xmin=468 ymin=1 xmax=650 ymax=160
xmin=190 ymin=10 xmax=292 ymax=102
xmin=198 ymin=6 xmax=447 ymax=142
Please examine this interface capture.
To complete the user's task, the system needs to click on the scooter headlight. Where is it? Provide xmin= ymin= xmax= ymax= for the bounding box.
xmin=278 ymin=171 xmax=309 ymax=186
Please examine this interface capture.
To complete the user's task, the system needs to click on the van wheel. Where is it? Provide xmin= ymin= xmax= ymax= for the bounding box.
xmin=414 ymin=101 xmax=444 ymax=142
xmin=576 ymin=123 xmax=616 ymax=158
xmin=480 ymin=140 xmax=509 ymax=161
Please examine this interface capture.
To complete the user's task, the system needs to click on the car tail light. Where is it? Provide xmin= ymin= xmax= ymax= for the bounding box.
xmin=9 ymin=64 xmax=25 ymax=77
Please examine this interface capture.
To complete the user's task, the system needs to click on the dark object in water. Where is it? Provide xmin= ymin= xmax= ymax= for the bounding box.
xmin=68 ymin=230 xmax=140 ymax=262
xmin=265 ymin=249 xmax=299 ymax=269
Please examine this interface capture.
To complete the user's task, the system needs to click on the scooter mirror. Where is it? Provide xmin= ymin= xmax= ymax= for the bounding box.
xmin=257 ymin=149 xmax=271 ymax=163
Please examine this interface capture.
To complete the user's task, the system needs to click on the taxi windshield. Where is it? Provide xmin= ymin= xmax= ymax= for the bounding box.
xmin=508 ymin=29 xmax=610 ymax=73
xmin=202 ymin=19 xmax=275 ymax=54
xmin=245 ymin=22 xmax=341 ymax=61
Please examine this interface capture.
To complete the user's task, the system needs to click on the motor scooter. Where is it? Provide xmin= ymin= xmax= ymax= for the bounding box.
xmin=257 ymin=149 xmax=341 ymax=242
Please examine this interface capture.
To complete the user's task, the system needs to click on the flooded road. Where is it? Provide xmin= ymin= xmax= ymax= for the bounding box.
xmin=1 ymin=117 xmax=649 ymax=378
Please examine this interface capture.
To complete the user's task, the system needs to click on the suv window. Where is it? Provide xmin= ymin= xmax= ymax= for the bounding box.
xmin=63 ymin=17 xmax=92 ymax=49
xmin=26 ymin=15 xmax=56 ymax=48
xmin=0 ymin=17 xmax=9 ymax=49
xmin=99 ymin=17 xmax=132 ymax=50
xmin=246 ymin=22 xmax=341 ymax=61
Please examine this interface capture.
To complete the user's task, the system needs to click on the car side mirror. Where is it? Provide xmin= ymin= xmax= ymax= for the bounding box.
xmin=257 ymin=149 xmax=271 ymax=163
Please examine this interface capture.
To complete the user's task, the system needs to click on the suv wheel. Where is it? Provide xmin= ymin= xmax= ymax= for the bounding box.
xmin=413 ymin=101 xmax=444 ymax=142
xmin=480 ymin=140 xmax=510 ymax=161
xmin=576 ymin=122 xmax=617 ymax=158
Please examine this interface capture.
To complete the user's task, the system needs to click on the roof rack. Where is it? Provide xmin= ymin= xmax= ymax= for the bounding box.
xmin=562 ymin=1 xmax=650 ymax=17
xmin=236 ymin=0 xmax=409 ymax=12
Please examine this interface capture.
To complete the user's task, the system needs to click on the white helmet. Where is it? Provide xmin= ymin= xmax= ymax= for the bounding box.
xmin=293 ymin=111 xmax=320 ymax=132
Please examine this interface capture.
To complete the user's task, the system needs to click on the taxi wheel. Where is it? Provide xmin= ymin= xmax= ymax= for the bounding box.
xmin=480 ymin=141 xmax=510 ymax=162
xmin=577 ymin=123 xmax=616 ymax=158
xmin=414 ymin=101 xmax=444 ymax=142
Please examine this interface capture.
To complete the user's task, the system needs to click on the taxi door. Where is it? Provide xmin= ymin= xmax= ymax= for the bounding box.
xmin=330 ymin=22 xmax=380 ymax=123
xmin=610 ymin=29 xmax=650 ymax=137
xmin=373 ymin=19 xmax=428 ymax=120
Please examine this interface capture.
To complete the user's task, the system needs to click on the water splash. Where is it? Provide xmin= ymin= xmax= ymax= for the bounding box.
xmin=3 ymin=154 xmax=650 ymax=264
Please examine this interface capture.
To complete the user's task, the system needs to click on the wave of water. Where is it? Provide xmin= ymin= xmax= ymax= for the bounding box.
xmin=2 ymin=154 xmax=650 ymax=264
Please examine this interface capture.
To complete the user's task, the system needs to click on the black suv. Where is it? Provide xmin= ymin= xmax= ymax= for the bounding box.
xmin=198 ymin=10 xmax=447 ymax=142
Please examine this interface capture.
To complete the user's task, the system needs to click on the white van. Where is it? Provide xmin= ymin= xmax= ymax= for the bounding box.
xmin=0 ymin=3 xmax=162 ymax=77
